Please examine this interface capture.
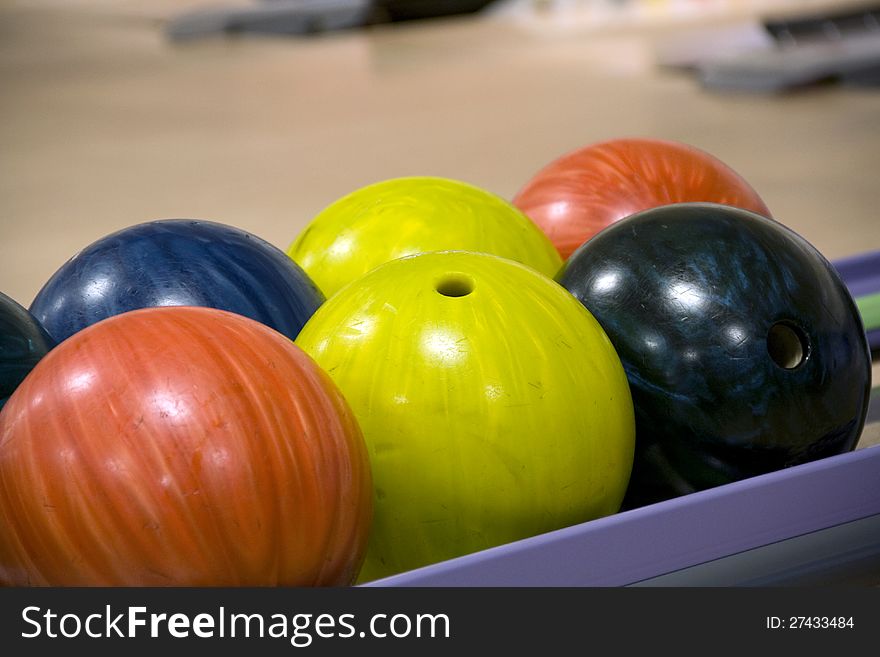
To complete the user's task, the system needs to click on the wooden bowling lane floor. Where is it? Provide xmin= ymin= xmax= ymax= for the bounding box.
xmin=3 ymin=1 xmax=880 ymax=309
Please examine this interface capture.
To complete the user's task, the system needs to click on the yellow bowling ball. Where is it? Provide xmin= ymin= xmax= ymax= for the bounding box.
xmin=287 ymin=177 xmax=562 ymax=298
xmin=295 ymin=251 xmax=635 ymax=583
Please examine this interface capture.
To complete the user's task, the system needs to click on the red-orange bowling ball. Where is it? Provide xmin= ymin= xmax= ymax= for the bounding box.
xmin=0 ymin=306 xmax=372 ymax=586
xmin=513 ymin=137 xmax=772 ymax=259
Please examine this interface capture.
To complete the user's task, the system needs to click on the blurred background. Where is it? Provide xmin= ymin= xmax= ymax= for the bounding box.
xmin=2 ymin=0 xmax=879 ymax=310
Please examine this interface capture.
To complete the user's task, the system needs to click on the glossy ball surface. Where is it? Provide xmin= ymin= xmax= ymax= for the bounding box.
xmin=513 ymin=137 xmax=772 ymax=259
xmin=30 ymin=219 xmax=324 ymax=344
xmin=287 ymin=177 xmax=562 ymax=298
xmin=296 ymin=251 xmax=635 ymax=582
xmin=558 ymin=203 xmax=872 ymax=507
xmin=0 ymin=306 xmax=372 ymax=586
xmin=0 ymin=292 xmax=55 ymax=410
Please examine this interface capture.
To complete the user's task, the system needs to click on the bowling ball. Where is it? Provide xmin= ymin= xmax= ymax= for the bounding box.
xmin=296 ymin=251 xmax=635 ymax=582
xmin=0 ymin=306 xmax=372 ymax=586
xmin=287 ymin=177 xmax=562 ymax=298
xmin=1 ymin=292 xmax=55 ymax=410
xmin=513 ymin=137 xmax=772 ymax=259
xmin=30 ymin=219 xmax=324 ymax=345
xmin=557 ymin=203 xmax=872 ymax=507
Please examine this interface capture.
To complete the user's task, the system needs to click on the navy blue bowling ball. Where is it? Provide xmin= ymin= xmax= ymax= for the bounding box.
xmin=557 ymin=203 xmax=871 ymax=507
xmin=30 ymin=219 xmax=325 ymax=344
xmin=1 ymin=292 xmax=55 ymax=409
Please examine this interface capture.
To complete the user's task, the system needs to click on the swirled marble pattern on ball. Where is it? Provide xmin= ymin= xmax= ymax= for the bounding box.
xmin=558 ymin=202 xmax=871 ymax=507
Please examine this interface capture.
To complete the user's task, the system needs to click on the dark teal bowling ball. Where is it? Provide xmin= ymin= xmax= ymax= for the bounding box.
xmin=558 ymin=203 xmax=871 ymax=507
xmin=1 ymin=292 xmax=55 ymax=409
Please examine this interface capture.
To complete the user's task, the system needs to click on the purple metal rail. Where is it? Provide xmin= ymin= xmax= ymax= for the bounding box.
xmin=364 ymin=444 xmax=880 ymax=586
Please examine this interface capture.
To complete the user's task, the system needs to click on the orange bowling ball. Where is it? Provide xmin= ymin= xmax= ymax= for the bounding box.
xmin=0 ymin=306 xmax=372 ymax=586
xmin=513 ymin=137 xmax=772 ymax=259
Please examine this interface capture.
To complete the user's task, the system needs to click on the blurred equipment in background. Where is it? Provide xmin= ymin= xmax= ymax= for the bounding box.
xmin=657 ymin=3 xmax=880 ymax=92
xmin=166 ymin=0 xmax=500 ymax=41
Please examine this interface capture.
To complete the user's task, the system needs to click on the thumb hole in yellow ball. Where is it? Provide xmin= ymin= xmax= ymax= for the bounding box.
xmin=435 ymin=273 xmax=475 ymax=298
